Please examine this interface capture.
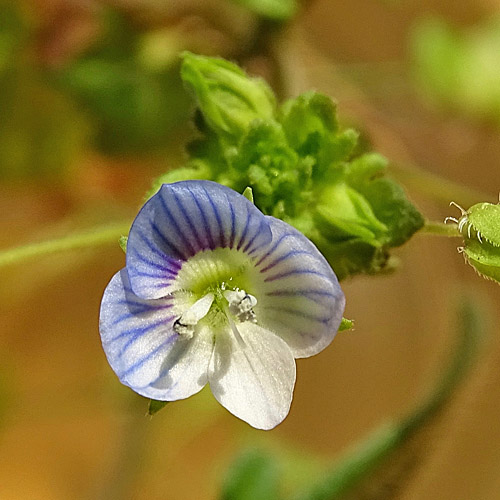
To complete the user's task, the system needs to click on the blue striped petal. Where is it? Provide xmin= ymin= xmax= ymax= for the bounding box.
xmin=252 ymin=216 xmax=345 ymax=358
xmin=100 ymin=269 xmax=213 ymax=400
xmin=126 ymin=181 xmax=272 ymax=299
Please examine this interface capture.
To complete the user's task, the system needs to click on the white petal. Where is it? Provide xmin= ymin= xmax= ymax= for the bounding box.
xmin=208 ymin=321 xmax=296 ymax=430
xmin=100 ymin=269 xmax=213 ymax=401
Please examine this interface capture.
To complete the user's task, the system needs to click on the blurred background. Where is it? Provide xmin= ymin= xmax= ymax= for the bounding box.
xmin=0 ymin=0 xmax=499 ymax=499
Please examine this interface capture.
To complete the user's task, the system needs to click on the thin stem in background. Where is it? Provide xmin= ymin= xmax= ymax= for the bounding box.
xmin=420 ymin=221 xmax=461 ymax=238
xmin=292 ymin=296 xmax=485 ymax=500
xmin=0 ymin=221 xmax=130 ymax=269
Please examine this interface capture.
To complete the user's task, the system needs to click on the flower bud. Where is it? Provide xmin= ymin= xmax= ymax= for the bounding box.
xmin=455 ymin=201 xmax=500 ymax=284
xmin=315 ymin=182 xmax=388 ymax=247
xmin=181 ymin=52 xmax=276 ymax=140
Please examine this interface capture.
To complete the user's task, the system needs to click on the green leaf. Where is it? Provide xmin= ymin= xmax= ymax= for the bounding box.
xmin=338 ymin=317 xmax=354 ymax=332
xmin=242 ymin=186 xmax=254 ymax=203
xmin=280 ymin=91 xmax=339 ymax=154
xmin=220 ymin=449 xmax=281 ymax=500
xmin=181 ymin=52 xmax=276 ymax=141
xmin=148 ymin=399 xmax=168 ymax=416
xmin=280 ymin=92 xmax=357 ymax=179
xmin=230 ymin=0 xmax=298 ymax=21
xmin=119 ymin=236 xmax=128 ymax=253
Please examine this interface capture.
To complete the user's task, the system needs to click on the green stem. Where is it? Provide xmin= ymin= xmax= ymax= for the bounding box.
xmin=0 ymin=221 xmax=131 ymax=269
xmin=420 ymin=221 xmax=461 ymax=238
xmin=391 ymin=163 xmax=490 ymax=208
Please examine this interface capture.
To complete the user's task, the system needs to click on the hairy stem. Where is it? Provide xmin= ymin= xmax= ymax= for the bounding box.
xmin=420 ymin=221 xmax=461 ymax=238
xmin=0 ymin=221 xmax=130 ymax=269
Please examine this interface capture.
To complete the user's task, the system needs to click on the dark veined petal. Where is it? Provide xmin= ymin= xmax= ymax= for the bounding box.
xmin=252 ymin=216 xmax=345 ymax=358
xmin=100 ymin=269 xmax=213 ymax=400
xmin=209 ymin=321 xmax=296 ymax=430
xmin=126 ymin=181 xmax=273 ymax=299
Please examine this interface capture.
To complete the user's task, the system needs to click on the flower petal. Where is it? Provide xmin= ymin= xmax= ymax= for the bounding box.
xmin=253 ymin=217 xmax=345 ymax=358
xmin=208 ymin=321 xmax=296 ymax=430
xmin=127 ymin=181 xmax=272 ymax=299
xmin=100 ymin=269 xmax=213 ymax=400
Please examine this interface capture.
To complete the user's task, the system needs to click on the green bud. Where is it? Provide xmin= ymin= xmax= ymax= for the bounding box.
xmin=316 ymin=183 xmax=388 ymax=247
xmin=454 ymin=201 xmax=500 ymax=284
xmin=181 ymin=52 xmax=276 ymax=140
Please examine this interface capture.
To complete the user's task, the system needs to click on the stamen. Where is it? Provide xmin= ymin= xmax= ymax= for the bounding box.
xmin=224 ymin=289 xmax=257 ymax=323
xmin=174 ymin=292 xmax=214 ymax=338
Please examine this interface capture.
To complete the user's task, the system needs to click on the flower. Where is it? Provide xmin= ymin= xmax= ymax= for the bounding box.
xmin=100 ymin=181 xmax=345 ymax=429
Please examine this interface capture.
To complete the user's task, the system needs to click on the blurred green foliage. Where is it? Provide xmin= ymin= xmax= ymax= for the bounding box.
xmin=220 ymin=449 xmax=281 ymax=500
xmin=54 ymin=9 xmax=192 ymax=154
xmin=230 ymin=0 xmax=298 ymax=21
xmin=0 ymin=1 xmax=89 ymax=181
xmin=412 ymin=16 xmax=500 ymax=125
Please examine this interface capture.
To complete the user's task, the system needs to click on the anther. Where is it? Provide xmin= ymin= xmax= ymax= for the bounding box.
xmin=224 ymin=289 xmax=257 ymax=323
xmin=173 ymin=293 xmax=214 ymax=338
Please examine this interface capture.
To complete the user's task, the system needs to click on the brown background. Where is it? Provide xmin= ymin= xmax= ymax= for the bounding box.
xmin=1 ymin=0 xmax=499 ymax=499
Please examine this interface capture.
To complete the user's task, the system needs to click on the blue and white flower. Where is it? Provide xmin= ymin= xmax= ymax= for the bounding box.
xmin=100 ymin=181 xmax=345 ymax=429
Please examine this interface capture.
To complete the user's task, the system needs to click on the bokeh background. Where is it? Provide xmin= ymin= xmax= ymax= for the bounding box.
xmin=1 ymin=0 xmax=500 ymax=499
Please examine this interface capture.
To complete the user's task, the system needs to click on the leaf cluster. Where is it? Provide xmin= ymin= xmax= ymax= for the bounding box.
xmin=154 ymin=53 xmax=424 ymax=279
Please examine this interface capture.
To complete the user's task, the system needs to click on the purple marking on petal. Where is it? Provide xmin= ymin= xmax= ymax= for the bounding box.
xmin=236 ymin=206 xmax=251 ymax=251
xmin=133 ymin=269 xmax=177 ymax=280
xmin=263 ymin=269 xmax=331 ymax=282
xmin=108 ymin=316 xmax=168 ymax=343
xmin=259 ymin=305 xmax=329 ymax=324
xmin=111 ymin=305 xmax=173 ymax=326
xmin=254 ymin=232 xmax=296 ymax=267
xmin=228 ymin=194 xmax=236 ymax=249
xmin=247 ymin=237 xmax=272 ymax=257
xmin=119 ymin=316 xmax=176 ymax=355
xmin=172 ymin=189 xmax=205 ymax=252
xmin=259 ymin=250 xmax=312 ymax=273
xmin=203 ymin=186 xmax=226 ymax=248
xmin=265 ymin=289 xmax=336 ymax=298
xmin=241 ymin=218 xmax=266 ymax=254
xmin=131 ymin=252 xmax=182 ymax=273
xmin=138 ymin=227 xmax=184 ymax=261
xmin=121 ymin=334 xmax=177 ymax=378
xmin=189 ymin=189 xmax=215 ymax=250
xmin=151 ymin=221 xmax=187 ymax=260
xmin=158 ymin=191 xmax=197 ymax=257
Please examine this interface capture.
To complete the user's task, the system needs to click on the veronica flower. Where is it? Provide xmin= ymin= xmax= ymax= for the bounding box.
xmin=100 ymin=181 xmax=345 ymax=429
